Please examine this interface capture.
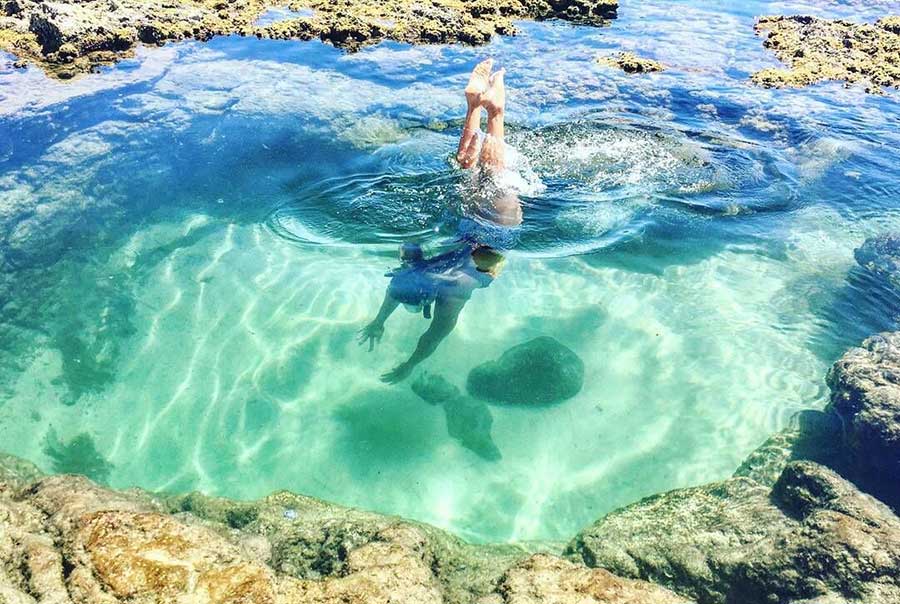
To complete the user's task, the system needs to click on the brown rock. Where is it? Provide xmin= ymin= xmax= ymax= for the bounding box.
xmin=5 ymin=465 xmax=658 ymax=604
xmin=492 ymin=554 xmax=689 ymax=603
xmin=1 ymin=0 xmax=619 ymax=79
xmin=753 ymin=15 xmax=900 ymax=93
xmin=597 ymin=51 xmax=665 ymax=73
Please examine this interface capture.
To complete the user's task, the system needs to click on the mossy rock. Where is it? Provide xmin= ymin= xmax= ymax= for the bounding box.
xmin=467 ymin=336 xmax=584 ymax=405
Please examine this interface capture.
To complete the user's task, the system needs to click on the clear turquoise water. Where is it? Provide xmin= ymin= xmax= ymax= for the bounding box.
xmin=2 ymin=1 xmax=900 ymax=543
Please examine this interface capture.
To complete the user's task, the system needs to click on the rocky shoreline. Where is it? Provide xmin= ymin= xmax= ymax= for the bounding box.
xmin=3 ymin=323 xmax=900 ymax=603
xmin=0 ymin=456 xmax=686 ymax=603
xmin=0 ymin=0 xmax=618 ymax=79
xmin=3 ymin=2 xmax=900 ymax=93
xmin=753 ymin=15 xmax=900 ymax=93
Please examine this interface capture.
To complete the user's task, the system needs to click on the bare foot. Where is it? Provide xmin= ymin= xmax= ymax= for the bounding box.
xmin=465 ymin=58 xmax=493 ymax=108
xmin=481 ymin=68 xmax=505 ymax=116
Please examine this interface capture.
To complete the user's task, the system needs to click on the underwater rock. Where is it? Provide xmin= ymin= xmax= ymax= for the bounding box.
xmin=854 ymin=233 xmax=900 ymax=286
xmin=568 ymin=461 xmax=900 ymax=604
xmin=467 ymin=336 xmax=584 ymax=405
xmin=412 ymin=372 xmax=501 ymax=461
xmin=412 ymin=371 xmax=462 ymax=404
xmin=0 ymin=0 xmax=618 ymax=79
xmin=597 ymin=51 xmax=665 ymax=74
xmin=444 ymin=396 xmax=501 ymax=461
xmin=816 ymin=234 xmax=900 ymax=357
xmin=753 ymin=15 xmax=900 ymax=94
xmin=0 ymin=455 xmax=686 ymax=604
xmin=826 ymin=331 xmax=900 ymax=509
xmin=0 ymin=453 xmax=42 ymax=491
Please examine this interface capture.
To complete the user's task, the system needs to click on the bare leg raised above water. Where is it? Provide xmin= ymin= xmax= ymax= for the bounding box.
xmin=479 ymin=69 xmax=522 ymax=225
xmin=456 ymin=58 xmax=492 ymax=169
xmin=479 ymin=68 xmax=506 ymax=170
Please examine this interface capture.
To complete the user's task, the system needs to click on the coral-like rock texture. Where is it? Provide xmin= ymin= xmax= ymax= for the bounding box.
xmin=855 ymin=233 xmax=900 ymax=289
xmin=488 ymin=554 xmax=689 ymax=604
xmin=0 ymin=0 xmax=618 ymax=78
xmin=827 ymin=331 xmax=900 ymax=509
xmin=568 ymin=462 xmax=900 ymax=604
xmin=597 ymin=51 xmax=665 ymax=73
xmin=753 ymin=15 xmax=900 ymax=93
xmin=0 ymin=454 xmax=686 ymax=604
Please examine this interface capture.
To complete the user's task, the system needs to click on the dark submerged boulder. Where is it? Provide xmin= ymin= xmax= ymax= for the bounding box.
xmin=813 ymin=233 xmax=900 ymax=365
xmin=854 ymin=233 xmax=900 ymax=284
xmin=466 ymin=336 xmax=584 ymax=405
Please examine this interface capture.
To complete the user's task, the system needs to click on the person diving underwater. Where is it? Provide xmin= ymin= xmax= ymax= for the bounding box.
xmin=358 ymin=58 xmax=521 ymax=383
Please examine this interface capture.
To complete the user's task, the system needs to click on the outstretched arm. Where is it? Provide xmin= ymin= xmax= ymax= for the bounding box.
xmin=359 ymin=291 xmax=400 ymax=351
xmin=381 ymin=295 xmax=467 ymax=383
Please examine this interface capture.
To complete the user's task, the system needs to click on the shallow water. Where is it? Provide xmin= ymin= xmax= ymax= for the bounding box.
xmin=2 ymin=1 xmax=900 ymax=543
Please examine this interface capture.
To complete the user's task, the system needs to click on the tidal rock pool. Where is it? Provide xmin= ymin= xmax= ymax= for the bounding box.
xmin=1 ymin=0 xmax=900 ymax=546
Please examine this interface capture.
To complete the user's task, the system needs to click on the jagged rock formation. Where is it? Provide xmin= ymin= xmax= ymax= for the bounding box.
xmin=568 ymin=461 xmax=900 ymax=604
xmin=0 ymin=455 xmax=687 ymax=604
xmin=827 ymin=331 xmax=900 ymax=509
xmin=753 ymin=15 xmax=900 ymax=93
xmin=597 ymin=51 xmax=665 ymax=73
xmin=0 ymin=0 xmax=618 ymax=79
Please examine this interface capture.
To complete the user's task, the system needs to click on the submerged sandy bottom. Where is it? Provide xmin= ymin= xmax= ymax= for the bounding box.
xmin=1 ymin=203 xmax=868 ymax=540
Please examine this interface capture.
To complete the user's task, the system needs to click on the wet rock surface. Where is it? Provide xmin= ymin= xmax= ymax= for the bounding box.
xmin=568 ymin=461 xmax=900 ymax=604
xmin=753 ymin=15 xmax=900 ymax=93
xmin=597 ymin=51 xmax=665 ymax=73
xmin=826 ymin=331 xmax=900 ymax=509
xmin=0 ymin=454 xmax=686 ymax=604
xmin=855 ymin=233 xmax=900 ymax=287
xmin=484 ymin=553 xmax=689 ymax=604
xmin=0 ymin=0 xmax=618 ymax=78
xmin=467 ymin=336 xmax=584 ymax=405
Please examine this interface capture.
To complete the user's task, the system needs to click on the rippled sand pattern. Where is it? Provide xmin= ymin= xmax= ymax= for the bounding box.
xmin=0 ymin=204 xmax=853 ymax=540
